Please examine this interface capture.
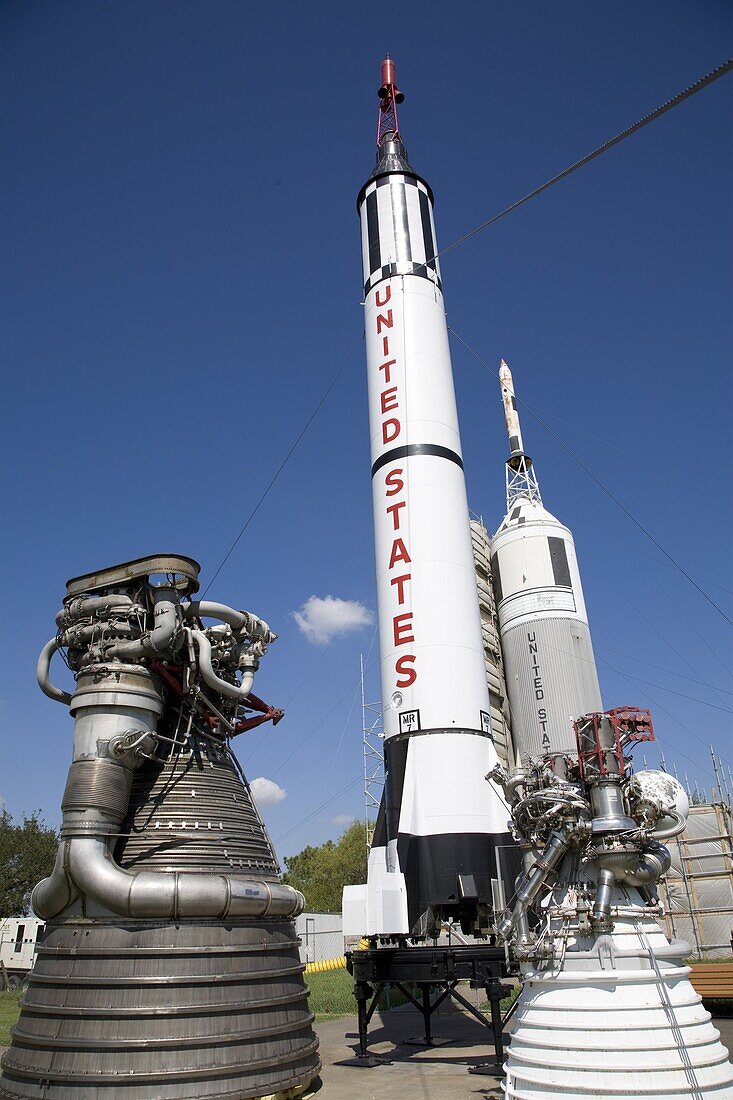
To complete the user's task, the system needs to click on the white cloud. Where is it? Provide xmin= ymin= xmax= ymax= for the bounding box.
xmin=292 ymin=595 xmax=373 ymax=645
xmin=250 ymin=777 xmax=286 ymax=807
xmin=331 ymin=814 xmax=356 ymax=826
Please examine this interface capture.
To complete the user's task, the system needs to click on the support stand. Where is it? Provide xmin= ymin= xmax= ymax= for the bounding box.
xmin=336 ymin=981 xmax=393 ymax=1066
xmin=343 ymin=944 xmax=512 ymax=1068
xmin=467 ymin=991 xmax=519 ymax=1075
xmin=400 ymin=982 xmax=452 ymax=1046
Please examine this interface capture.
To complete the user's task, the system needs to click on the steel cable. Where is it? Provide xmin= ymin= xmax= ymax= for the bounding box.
xmin=437 ymin=57 xmax=733 ymax=260
xmin=449 ymin=327 xmax=733 ymax=631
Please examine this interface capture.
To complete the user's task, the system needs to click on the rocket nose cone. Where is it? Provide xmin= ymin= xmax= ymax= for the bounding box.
xmin=499 ymin=359 xmax=512 ymax=384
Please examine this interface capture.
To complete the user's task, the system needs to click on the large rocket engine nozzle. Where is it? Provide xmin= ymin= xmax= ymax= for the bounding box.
xmin=3 ymin=554 xmax=321 ymax=1100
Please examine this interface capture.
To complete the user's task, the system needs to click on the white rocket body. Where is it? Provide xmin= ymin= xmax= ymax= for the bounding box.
xmin=492 ymin=500 xmax=602 ymax=757
xmin=343 ymin=94 xmax=512 ymax=938
xmin=491 ymin=364 xmax=602 ymax=759
xmin=363 ymin=195 xmax=490 ymax=740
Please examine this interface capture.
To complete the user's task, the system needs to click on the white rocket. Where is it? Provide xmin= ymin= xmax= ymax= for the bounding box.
xmin=490 ymin=379 xmax=733 ymax=1094
xmin=343 ymin=59 xmax=511 ymax=939
xmin=491 ymin=360 xmax=602 ymax=759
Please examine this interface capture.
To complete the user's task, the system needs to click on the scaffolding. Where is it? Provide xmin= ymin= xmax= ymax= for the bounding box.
xmin=470 ymin=516 xmax=514 ymax=770
xmin=360 ymin=653 xmax=384 ymax=856
xmin=661 ymin=799 xmax=733 ymax=958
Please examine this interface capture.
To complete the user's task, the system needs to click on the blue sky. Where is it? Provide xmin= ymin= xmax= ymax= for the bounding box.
xmin=1 ymin=1 xmax=731 ymax=860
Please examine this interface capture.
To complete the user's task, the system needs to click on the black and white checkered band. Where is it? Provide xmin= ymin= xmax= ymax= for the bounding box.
xmin=359 ymin=174 xmax=442 ymax=296
xmin=364 ymin=261 xmax=442 ymax=295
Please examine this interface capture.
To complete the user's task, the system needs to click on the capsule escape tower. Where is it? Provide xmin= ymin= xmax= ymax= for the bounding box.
xmin=343 ymin=59 xmax=513 ymax=941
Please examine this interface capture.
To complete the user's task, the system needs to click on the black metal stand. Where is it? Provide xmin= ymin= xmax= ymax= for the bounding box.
xmin=343 ymin=944 xmax=512 ymax=1068
xmin=467 ymin=992 xmax=520 ymax=1074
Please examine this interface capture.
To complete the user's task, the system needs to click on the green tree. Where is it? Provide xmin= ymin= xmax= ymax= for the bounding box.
xmin=282 ymin=820 xmax=368 ymax=911
xmin=0 ymin=810 xmax=58 ymax=916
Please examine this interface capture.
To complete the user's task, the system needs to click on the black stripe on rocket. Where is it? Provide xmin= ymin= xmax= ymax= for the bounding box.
xmin=548 ymin=537 xmax=572 ymax=587
xmin=371 ymin=443 xmax=464 ymax=478
xmin=366 ymin=190 xmax=381 ymax=276
xmin=418 ymin=188 xmax=437 ymax=274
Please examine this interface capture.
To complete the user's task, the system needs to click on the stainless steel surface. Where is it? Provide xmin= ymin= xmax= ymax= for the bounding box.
xmin=1 ymin=921 xmax=317 ymax=1100
xmin=501 ymin=617 xmax=601 ymax=757
xmin=1 ymin=553 xmax=319 ymax=1099
xmin=65 ymin=554 xmax=201 ymax=597
xmin=493 ymin=708 xmax=687 ymax=956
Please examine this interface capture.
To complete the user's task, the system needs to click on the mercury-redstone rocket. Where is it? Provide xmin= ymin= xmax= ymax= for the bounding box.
xmin=343 ymin=59 xmax=512 ymax=939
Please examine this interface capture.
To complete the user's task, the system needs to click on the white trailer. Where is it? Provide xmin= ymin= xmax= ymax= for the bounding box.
xmin=294 ymin=912 xmax=343 ymax=964
xmin=0 ymin=918 xmax=45 ymax=989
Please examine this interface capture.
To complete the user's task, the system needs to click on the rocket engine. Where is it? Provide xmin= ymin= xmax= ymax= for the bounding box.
xmin=493 ymin=710 xmax=733 ymax=1098
xmin=343 ymin=60 xmax=513 ymax=940
xmin=0 ymin=554 xmax=320 ymax=1100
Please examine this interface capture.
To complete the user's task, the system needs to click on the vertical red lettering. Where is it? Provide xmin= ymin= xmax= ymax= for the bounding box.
xmin=376 ymin=310 xmax=393 ymax=333
xmin=385 ymin=469 xmax=404 ymax=496
xmin=382 ymin=419 xmax=400 ymax=445
xmin=390 ymin=573 xmax=411 ymax=604
xmin=395 ymin=654 xmax=417 ymax=688
xmin=382 ymin=336 xmax=389 ymax=356
xmin=386 ymin=501 xmax=406 ymax=530
xmin=381 ymin=386 xmax=399 ymax=414
xmin=393 ymin=613 xmax=415 ymax=646
xmin=379 ymin=359 xmax=396 ymax=383
xmin=375 ymin=285 xmax=392 ymax=307
xmin=388 ymin=538 xmax=411 ymax=568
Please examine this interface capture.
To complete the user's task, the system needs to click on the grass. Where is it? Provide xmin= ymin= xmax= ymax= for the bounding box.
xmin=0 ymin=991 xmax=21 ymax=1048
xmin=307 ymin=968 xmax=362 ymax=1022
xmin=479 ymin=986 xmax=520 ymax=1015
xmin=306 ymin=968 xmax=411 ymax=1022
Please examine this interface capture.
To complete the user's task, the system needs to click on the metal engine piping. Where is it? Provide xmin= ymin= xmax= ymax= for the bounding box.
xmin=32 ymin=559 xmax=303 ymax=923
xmin=490 ymin=708 xmax=688 ymax=955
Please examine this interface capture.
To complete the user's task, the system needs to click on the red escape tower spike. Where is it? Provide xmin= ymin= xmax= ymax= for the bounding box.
xmin=376 ymin=55 xmax=405 ymax=146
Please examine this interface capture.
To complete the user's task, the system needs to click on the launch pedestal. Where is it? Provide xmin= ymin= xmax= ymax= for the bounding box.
xmin=345 ymin=944 xmax=512 ymax=1067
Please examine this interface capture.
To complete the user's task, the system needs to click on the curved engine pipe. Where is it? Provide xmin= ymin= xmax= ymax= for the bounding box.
xmin=32 ymin=694 xmax=303 ymax=921
xmin=496 ymin=829 xmax=570 ymax=942
xmin=652 ymin=812 xmax=686 ymax=841
xmin=36 ymin=638 xmax=72 ymax=706
xmin=33 ymin=836 xmax=303 ymax=921
xmin=68 ymin=837 xmax=303 ymax=919
xmin=592 ymin=842 xmax=671 ymax=928
xmin=190 ymin=629 xmax=255 ymax=699
xmin=56 ymin=594 xmax=136 ymax=627
xmin=31 ymin=844 xmax=78 ymax=917
xmin=105 ymin=589 xmax=179 ymax=660
xmin=184 ymin=601 xmax=276 ymax=643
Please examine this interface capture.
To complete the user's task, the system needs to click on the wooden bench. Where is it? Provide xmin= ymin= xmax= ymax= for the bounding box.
xmin=689 ymin=963 xmax=733 ymax=1000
